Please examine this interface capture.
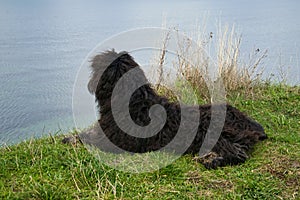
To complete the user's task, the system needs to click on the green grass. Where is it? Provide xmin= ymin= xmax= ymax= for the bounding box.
xmin=0 ymin=84 xmax=299 ymax=199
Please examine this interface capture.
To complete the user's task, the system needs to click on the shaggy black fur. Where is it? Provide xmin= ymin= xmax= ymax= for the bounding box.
xmin=64 ymin=50 xmax=267 ymax=169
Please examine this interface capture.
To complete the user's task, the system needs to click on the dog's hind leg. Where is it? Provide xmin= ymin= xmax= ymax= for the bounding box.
xmin=198 ymin=138 xmax=249 ymax=169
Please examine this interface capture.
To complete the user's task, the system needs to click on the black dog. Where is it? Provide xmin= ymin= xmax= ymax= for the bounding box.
xmin=64 ymin=50 xmax=267 ymax=169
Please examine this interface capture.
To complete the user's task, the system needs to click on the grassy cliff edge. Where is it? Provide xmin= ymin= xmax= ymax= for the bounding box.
xmin=1 ymin=84 xmax=299 ymax=199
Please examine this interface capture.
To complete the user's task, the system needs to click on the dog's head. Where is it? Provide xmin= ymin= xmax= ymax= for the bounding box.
xmin=87 ymin=50 xmax=139 ymax=94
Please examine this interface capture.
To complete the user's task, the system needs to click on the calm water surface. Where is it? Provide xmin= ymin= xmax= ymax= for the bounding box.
xmin=0 ymin=0 xmax=299 ymax=145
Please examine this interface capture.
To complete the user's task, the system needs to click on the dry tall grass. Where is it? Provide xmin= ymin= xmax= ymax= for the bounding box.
xmin=152 ymin=24 xmax=267 ymax=102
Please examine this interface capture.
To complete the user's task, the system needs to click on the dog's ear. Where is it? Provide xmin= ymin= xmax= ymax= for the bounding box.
xmin=87 ymin=50 xmax=128 ymax=94
xmin=87 ymin=71 xmax=101 ymax=94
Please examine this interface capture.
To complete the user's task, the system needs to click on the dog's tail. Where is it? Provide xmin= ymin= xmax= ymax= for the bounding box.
xmin=87 ymin=49 xmax=129 ymax=94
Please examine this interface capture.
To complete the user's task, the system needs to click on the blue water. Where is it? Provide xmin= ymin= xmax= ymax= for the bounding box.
xmin=0 ymin=0 xmax=299 ymax=145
